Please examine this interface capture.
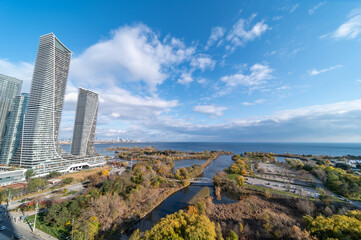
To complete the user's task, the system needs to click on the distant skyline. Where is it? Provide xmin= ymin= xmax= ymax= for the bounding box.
xmin=1 ymin=0 xmax=361 ymax=142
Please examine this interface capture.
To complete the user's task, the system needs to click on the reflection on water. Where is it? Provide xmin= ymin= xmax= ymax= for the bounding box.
xmin=124 ymin=154 xmax=237 ymax=236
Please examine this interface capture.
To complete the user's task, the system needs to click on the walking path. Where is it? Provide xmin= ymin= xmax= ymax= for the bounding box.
xmin=0 ymin=210 xmax=57 ymax=240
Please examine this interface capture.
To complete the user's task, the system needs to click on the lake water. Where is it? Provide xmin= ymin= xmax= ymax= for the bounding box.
xmin=62 ymin=142 xmax=361 ymax=157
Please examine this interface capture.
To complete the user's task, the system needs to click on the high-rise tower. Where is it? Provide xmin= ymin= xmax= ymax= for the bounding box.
xmin=12 ymin=33 xmax=105 ymax=175
xmin=71 ymin=88 xmax=99 ymax=156
xmin=0 ymin=93 xmax=28 ymax=164
xmin=17 ymin=33 xmax=71 ymax=172
xmin=0 ymin=74 xmax=22 ymax=145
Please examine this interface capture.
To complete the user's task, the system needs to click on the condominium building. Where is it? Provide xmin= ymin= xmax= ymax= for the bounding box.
xmin=71 ymin=88 xmax=99 ymax=156
xmin=0 ymin=93 xmax=28 ymax=164
xmin=12 ymin=33 xmax=105 ymax=175
xmin=0 ymin=74 xmax=22 ymax=145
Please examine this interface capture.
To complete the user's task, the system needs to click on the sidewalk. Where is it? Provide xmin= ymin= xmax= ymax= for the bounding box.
xmin=8 ymin=211 xmax=58 ymax=240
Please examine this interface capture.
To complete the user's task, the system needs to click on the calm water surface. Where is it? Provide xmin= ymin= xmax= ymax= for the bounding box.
xmin=62 ymin=142 xmax=361 ymax=157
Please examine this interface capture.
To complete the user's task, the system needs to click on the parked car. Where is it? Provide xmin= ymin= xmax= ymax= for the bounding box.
xmin=0 ymin=225 xmax=6 ymax=230
xmin=15 ymin=234 xmax=24 ymax=239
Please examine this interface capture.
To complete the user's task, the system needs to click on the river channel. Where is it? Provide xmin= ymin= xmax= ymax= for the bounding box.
xmin=122 ymin=154 xmax=236 ymax=237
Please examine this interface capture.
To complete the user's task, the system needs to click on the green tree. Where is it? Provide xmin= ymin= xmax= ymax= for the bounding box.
xmin=27 ymin=177 xmax=48 ymax=192
xmin=25 ymin=169 xmax=35 ymax=182
xmin=48 ymin=171 xmax=61 ymax=179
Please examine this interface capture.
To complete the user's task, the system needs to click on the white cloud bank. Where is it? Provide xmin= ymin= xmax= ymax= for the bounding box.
xmin=127 ymin=99 xmax=361 ymax=142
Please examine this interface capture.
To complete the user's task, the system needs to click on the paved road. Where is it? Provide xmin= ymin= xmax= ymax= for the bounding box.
xmin=7 ymin=183 xmax=84 ymax=211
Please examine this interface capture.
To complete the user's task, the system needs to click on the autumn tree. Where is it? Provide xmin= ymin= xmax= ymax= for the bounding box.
xmin=143 ymin=208 xmax=216 ymax=239
xmin=303 ymin=210 xmax=361 ymax=240
xmin=236 ymin=175 xmax=245 ymax=188
xmin=102 ymin=169 xmax=109 ymax=176
xmin=226 ymin=230 xmax=239 ymax=240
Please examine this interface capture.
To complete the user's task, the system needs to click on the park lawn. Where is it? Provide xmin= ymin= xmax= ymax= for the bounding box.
xmin=58 ymin=166 xmax=111 ymax=181
xmin=27 ymin=212 xmax=70 ymax=239
xmin=227 ymin=173 xmax=239 ymax=180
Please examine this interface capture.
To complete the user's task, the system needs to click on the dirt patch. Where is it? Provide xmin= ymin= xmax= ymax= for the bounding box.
xmin=58 ymin=167 xmax=111 ymax=181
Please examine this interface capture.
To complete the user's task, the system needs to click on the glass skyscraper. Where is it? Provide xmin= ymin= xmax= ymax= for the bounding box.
xmin=71 ymin=88 xmax=99 ymax=156
xmin=13 ymin=33 xmax=105 ymax=175
xmin=0 ymin=74 xmax=22 ymax=145
xmin=0 ymin=93 xmax=28 ymax=164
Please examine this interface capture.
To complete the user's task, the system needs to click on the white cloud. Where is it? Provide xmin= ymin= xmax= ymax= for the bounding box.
xmin=190 ymin=55 xmax=215 ymax=71
xmin=206 ymin=26 xmax=225 ymax=49
xmin=0 ymin=59 xmax=34 ymax=92
xmin=70 ymin=24 xmax=195 ymax=91
xmin=221 ymin=64 xmax=273 ymax=87
xmin=308 ymin=1 xmax=326 ymax=15
xmin=193 ymin=105 xmax=227 ymax=118
xmin=99 ymin=87 xmax=178 ymax=121
xmin=326 ymin=8 xmax=361 ymax=39
xmin=197 ymin=78 xmax=208 ymax=86
xmin=226 ymin=16 xmax=270 ymax=49
xmin=309 ymin=64 xmax=342 ymax=76
xmin=272 ymin=16 xmax=283 ymax=21
xmin=242 ymin=99 xmax=266 ymax=106
xmin=289 ymin=4 xmax=299 ymax=14
xmin=64 ymin=92 xmax=78 ymax=104
xmin=177 ymin=72 xmax=193 ymax=85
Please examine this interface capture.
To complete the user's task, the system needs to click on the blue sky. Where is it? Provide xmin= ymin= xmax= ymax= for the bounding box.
xmin=1 ymin=0 xmax=361 ymax=142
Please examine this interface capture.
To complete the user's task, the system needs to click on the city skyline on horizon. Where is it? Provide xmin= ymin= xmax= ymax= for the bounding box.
xmin=1 ymin=1 xmax=361 ymax=142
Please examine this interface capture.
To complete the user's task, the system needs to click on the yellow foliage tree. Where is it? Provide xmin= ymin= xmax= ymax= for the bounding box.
xmin=240 ymin=169 xmax=247 ymax=175
xmin=236 ymin=175 xmax=245 ymax=187
xmin=101 ymin=169 xmax=109 ymax=176
xmin=304 ymin=210 xmax=361 ymax=240
xmin=143 ymin=208 xmax=216 ymax=239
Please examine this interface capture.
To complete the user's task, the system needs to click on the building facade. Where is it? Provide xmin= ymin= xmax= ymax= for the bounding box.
xmin=71 ymin=88 xmax=99 ymax=156
xmin=0 ymin=93 xmax=29 ymax=164
xmin=0 ymin=74 xmax=22 ymax=145
xmin=0 ymin=166 xmax=26 ymax=187
xmin=12 ymin=33 xmax=105 ymax=175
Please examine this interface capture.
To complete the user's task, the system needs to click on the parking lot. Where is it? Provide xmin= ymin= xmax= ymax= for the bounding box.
xmin=245 ymin=176 xmax=319 ymax=198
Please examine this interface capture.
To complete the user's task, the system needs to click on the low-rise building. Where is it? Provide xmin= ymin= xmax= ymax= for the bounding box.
xmin=0 ymin=166 xmax=26 ymax=187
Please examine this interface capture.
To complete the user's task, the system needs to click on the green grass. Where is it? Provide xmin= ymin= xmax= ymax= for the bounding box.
xmin=27 ymin=213 xmax=70 ymax=239
xmin=63 ymin=190 xmax=77 ymax=197
xmin=227 ymin=173 xmax=239 ymax=180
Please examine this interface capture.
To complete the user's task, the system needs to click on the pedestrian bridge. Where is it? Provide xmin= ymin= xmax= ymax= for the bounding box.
xmin=189 ymin=177 xmax=214 ymax=186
